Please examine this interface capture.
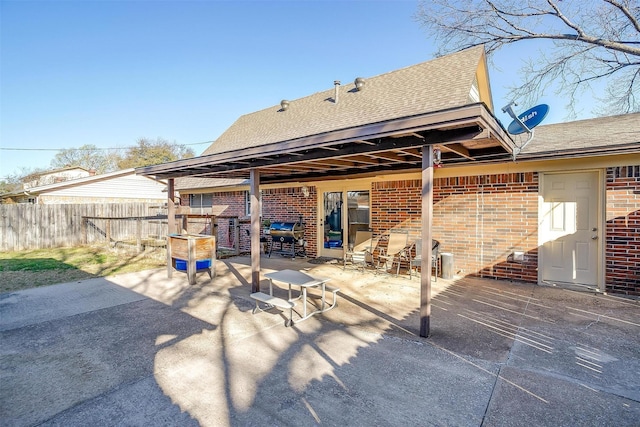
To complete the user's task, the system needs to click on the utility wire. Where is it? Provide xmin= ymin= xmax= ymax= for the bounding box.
xmin=0 ymin=141 xmax=213 ymax=152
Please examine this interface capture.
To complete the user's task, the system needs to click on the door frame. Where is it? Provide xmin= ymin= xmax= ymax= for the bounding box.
xmin=316 ymin=181 xmax=372 ymax=258
xmin=538 ymin=169 xmax=605 ymax=292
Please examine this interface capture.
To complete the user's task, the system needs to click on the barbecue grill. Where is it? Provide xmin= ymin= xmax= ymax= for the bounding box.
xmin=268 ymin=221 xmax=306 ymax=258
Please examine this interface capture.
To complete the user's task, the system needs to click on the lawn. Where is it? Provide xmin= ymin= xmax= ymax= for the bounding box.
xmin=0 ymin=245 xmax=166 ymax=293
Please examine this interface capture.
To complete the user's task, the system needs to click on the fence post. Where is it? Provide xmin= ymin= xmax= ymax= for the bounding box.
xmin=136 ymin=218 xmax=142 ymax=253
xmin=81 ymin=217 xmax=87 ymax=244
xmin=106 ymin=219 xmax=111 ymax=245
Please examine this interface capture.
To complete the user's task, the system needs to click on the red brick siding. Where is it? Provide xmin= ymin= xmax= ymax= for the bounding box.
xmin=606 ymin=165 xmax=640 ymax=296
xmin=372 ymin=173 xmax=539 ymax=282
xmin=182 ymin=166 xmax=639 ymax=296
xmin=203 ymin=191 xmax=246 ymax=248
xmin=178 ymin=191 xmax=247 ymax=246
xmin=184 ymin=187 xmax=317 ymax=257
xmin=259 ymin=187 xmax=317 ymax=257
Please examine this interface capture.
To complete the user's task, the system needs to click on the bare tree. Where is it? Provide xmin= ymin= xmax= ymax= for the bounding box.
xmin=117 ymin=138 xmax=195 ymax=169
xmin=416 ymin=0 xmax=640 ymax=116
xmin=50 ymin=144 xmax=118 ymax=174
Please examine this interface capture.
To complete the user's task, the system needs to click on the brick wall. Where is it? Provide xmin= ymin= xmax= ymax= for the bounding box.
xmin=259 ymin=186 xmax=317 ymax=257
xmin=606 ymin=165 xmax=640 ymax=296
xmin=182 ymin=191 xmax=247 ymax=247
xmin=185 ymin=187 xmax=316 ymax=257
xmin=372 ymin=173 xmax=539 ymax=282
xmin=183 ymin=166 xmax=639 ymax=296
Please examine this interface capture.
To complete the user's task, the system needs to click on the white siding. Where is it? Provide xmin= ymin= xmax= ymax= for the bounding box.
xmin=38 ymin=175 xmax=167 ymax=204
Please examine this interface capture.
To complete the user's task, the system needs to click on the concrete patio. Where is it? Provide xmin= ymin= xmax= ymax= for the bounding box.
xmin=1 ymin=255 xmax=639 ymax=426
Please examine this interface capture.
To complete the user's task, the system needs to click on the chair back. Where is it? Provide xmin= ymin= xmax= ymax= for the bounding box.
xmin=413 ymin=239 xmax=440 ymax=261
xmin=385 ymin=231 xmax=409 ymax=256
xmin=352 ymin=230 xmax=373 ymax=252
xmin=432 ymin=239 xmax=440 ymax=258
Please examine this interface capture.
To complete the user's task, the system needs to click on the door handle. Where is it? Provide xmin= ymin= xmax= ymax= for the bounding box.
xmin=592 ymin=227 xmax=597 ymax=232
xmin=591 ymin=235 xmax=598 ymax=240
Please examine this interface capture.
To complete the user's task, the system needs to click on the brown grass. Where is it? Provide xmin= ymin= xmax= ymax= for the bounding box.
xmin=0 ymin=245 xmax=166 ymax=293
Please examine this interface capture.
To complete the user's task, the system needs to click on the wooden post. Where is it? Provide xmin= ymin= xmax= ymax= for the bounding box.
xmin=167 ymin=178 xmax=176 ymax=235
xmin=136 ymin=218 xmax=142 ymax=253
xmin=106 ymin=219 xmax=111 ymax=245
xmin=187 ymin=237 xmax=196 ymax=285
xmin=182 ymin=214 xmax=188 ymax=234
xmin=250 ymin=169 xmax=261 ymax=292
xmin=420 ymin=145 xmax=434 ymax=338
xmin=167 ymin=178 xmax=176 ymax=278
xmin=234 ymin=218 xmax=240 ymax=255
xmin=167 ymin=233 xmax=173 ymax=278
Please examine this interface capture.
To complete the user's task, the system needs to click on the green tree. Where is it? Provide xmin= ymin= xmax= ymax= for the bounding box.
xmin=416 ymin=0 xmax=640 ymax=116
xmin=116 ymin=138 xmax=195 ymax=169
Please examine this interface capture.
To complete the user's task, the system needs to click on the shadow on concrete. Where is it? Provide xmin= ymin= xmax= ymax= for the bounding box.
xmin=1 ymin=255 xmax=638 ymax=426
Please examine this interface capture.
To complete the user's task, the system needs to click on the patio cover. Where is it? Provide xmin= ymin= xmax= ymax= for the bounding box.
xmin=137 ymin=46 xmax=515 ymax=337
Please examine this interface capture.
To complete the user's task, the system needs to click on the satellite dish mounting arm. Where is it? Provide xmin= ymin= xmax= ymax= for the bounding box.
xmin=502 ymin=101 xmax=535 ymax=161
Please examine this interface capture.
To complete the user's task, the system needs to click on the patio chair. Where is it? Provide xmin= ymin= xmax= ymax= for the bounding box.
xmin=344 ymin=230 xmax=374 ymax=271
xmin=376 ymin=230 xmax=409 ymax=276
xmin=409 ymin=239 xmax=440 ymax=281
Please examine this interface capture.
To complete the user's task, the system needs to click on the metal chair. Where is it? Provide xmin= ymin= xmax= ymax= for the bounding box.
xmin=376 ymin=230 xmax=409 ymax=276
xmin=344 ymin=230 xmax=374 ymax=271
xmin=409 ymin=239 xmax=440 ymax=281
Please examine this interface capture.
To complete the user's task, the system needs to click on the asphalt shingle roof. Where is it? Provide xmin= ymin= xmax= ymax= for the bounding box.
xmin=202 ymin=46 xmax=486 ymax=157
xmin=522 ymin=112 xmax=640 ymax=156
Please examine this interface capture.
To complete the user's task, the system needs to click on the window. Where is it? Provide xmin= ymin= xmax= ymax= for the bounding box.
xmin=189 ymin=193 xmax=213 ymax=212
xmin=469 ymin=75 xmax=480 ymax=103
xmin=245 ymin=190 xmax=262 ymax=216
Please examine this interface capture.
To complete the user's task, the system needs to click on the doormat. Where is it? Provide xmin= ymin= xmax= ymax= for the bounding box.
xmin=307 ymin=257 xmax=341 ymax=265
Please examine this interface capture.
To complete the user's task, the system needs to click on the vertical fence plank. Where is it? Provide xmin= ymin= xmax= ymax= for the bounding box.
xmin=0 ymin=203 xmax=163 ymax=251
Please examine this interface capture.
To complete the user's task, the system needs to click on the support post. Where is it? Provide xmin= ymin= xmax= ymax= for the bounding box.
xmin=250 ymin=169 xmax=261 ymax=292
xmin=167 ymin=178 xmax=176 ymax=235
xmin=420 ymin=145 xmax=434 ymax=338
xmin=167 ymin=178 xmax=176 ymax=278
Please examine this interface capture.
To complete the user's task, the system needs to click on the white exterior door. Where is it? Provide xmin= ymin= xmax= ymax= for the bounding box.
xmin=539 ymin=171 xmax=601 ymax=289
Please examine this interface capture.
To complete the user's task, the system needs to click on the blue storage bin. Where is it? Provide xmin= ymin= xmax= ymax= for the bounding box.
xmin=324 ymin=240 xmax=342 ymax=248
xmin=175 ymin=259 xmax=211 ymax=271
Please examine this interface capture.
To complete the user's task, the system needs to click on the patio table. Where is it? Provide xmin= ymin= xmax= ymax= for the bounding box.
xmin=264 ymin=269 xmax=336 ymax=323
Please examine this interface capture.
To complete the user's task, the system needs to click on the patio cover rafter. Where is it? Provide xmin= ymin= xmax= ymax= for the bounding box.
xmin=137 ymin=103 xmax=514 ymax=183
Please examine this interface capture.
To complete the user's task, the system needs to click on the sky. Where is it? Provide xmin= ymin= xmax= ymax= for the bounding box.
xmin=0 ymin=0 xmax=601 ymax=179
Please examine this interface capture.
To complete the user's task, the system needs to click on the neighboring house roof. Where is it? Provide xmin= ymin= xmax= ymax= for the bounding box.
xmin=33 ymin=166 xmax=91 ymax=176
xmin=520 ymin=112 xmax=640 ymax=159
xmin=2 ymin=168 xmax=166 ymax=200
xmin=204 ymin=45 xmax=492 ymax=157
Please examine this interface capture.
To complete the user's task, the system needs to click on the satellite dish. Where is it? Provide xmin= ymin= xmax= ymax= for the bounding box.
xmin=507 ymin=104 xmax=549 ymax=135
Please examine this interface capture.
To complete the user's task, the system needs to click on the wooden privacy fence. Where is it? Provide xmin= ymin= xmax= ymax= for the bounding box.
xmin=0 ymin=203 xmax=244 ymax=257
xmin=0 ymin=203 xmax=166 ymax=251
